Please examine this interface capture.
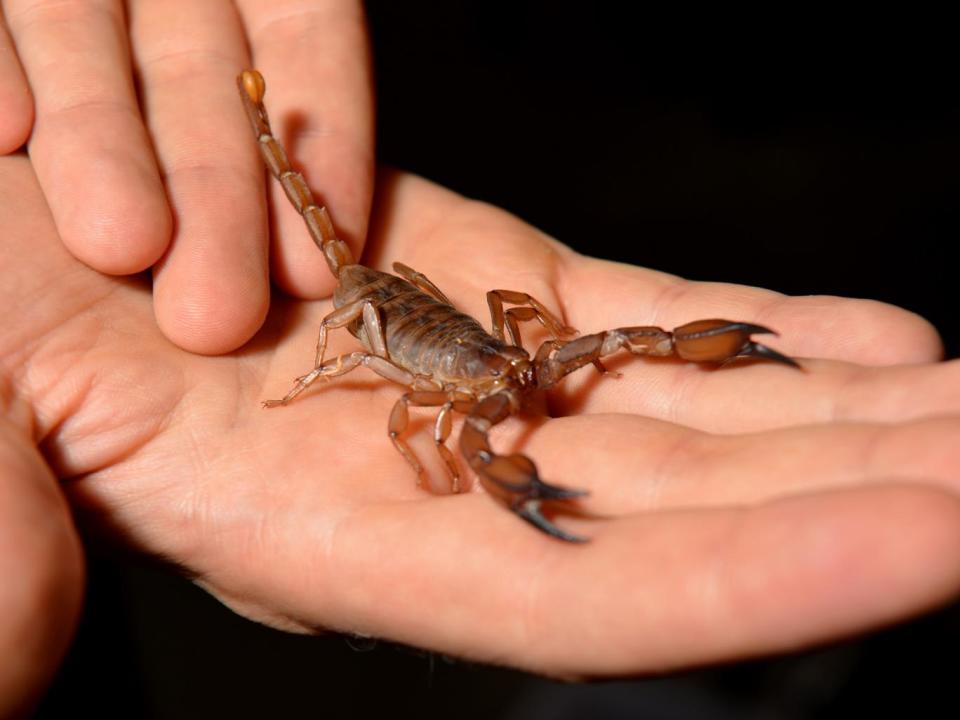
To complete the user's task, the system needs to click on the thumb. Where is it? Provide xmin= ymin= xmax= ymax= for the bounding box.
xmin=0 ymin=416 xmax=84 ymax=718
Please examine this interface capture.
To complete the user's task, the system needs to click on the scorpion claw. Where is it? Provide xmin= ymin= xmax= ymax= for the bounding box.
xmin=514 ymin=499 xmax=589 ymax=543
xmin=673 ymin=319 xmax=798 ymax=367
xmin=735 ymin=341 xmax=802 ymax=368
xmin=534 ymin=480 xmax=590 ymax=501
xmin=728 ymin=322 xmax=778 ymax=337
xmin=478 ymin=453 xmax=588 ymax=541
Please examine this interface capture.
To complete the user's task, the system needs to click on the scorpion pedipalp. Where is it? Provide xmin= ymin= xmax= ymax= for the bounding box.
xmin=460 ymin=393 xmax=590 ymax=541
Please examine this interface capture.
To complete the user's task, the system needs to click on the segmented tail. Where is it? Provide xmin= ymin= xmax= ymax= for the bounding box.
xmin=237 ymin=70 xmax=354 ymax=276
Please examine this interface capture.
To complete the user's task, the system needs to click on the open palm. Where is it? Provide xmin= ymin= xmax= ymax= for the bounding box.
xmin=3 ymin=153 xmax=959 ymax=680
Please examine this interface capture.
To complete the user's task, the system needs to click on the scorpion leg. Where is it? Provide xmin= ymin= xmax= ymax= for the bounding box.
xmin=311 ymin=299 xmax=387 ymax=368
xmin=503 ymin=307 xmax=538 ymax=348
xmin=393 ymin=262 xmax=454 ymax=306
xmin=486 ymin=290 xmax=577 ymax=345
xmin=460 ymin=393 xmax=588 ymax=543
xmin=263 ymin=351 xmax=419 ymax=407
xmin=485 ymin=289 xmax=617 ymax=375
xmin=534 ymin=319 xmax=799 ymax=388
xmin=389 ymin=392 xmax=461 ymax=491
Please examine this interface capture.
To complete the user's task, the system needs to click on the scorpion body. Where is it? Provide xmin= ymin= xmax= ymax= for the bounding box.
xmin=334 ymin=264 xmax=518 ymax=384
xmin=239 ymin=70 xmax=798 ymax=542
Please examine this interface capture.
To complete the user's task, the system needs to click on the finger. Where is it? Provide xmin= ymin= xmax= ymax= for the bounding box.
xmin=129 ymin=0 xmax=269 ymax=354
xmin=4 ymin=0 xmax=171 ymax=273
xmin=560 ymin=254 xmax=943 ymax=366
xmin=513 ymin=413 xmax=960 ymax=515
xmin=0 ymin=417 xmax=84 ymax=716
xmin=0 ymin=9 xmax=32 ymax=152
xmin=554 ymin=353 xmax=960 ymax=434
xmin=237 ymin=0 xmax=374 ymax=297
xmin=514 ymin=486 xmax=960 ymax=676
xmin=200 ymin=483 xmax=960 ymax=677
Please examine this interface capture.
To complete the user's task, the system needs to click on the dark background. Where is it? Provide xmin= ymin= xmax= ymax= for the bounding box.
xmin=38 ymin=4 xmax=958 ymax=718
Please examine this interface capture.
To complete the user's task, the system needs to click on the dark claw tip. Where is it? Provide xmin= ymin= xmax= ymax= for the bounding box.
xmin=736 ymin=322 xmax=779 ymax=337
xmin=538 ymin=484 xmax=590 ymax=500
xmin=516 ymin=500 xmax=589 ymax=543
xmin=739 ymin=342 xmax=802 ymax=369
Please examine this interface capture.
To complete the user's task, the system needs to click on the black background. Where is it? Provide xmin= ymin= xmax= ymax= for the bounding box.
xmin=38 ymin=3 xmax=958 ymax=718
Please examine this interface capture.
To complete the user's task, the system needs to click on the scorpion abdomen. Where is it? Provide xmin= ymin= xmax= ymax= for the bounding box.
xmin=334 ymin=265 xmax=514 ymax=383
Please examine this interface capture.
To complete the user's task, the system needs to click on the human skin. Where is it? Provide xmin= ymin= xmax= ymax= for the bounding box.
xmin=0 ymin=0 xmax=373 ymax=354
xmin=2 ymin=152 xmax=960 ymax=701
xmin=0 ymin=418 xmax=83 ymax=717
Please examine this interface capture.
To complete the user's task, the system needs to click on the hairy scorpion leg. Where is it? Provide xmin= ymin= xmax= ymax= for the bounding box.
xmin=535 ymin=318 xmax=799 ymax=388
xmin=266 ymin=350 xmax=470 ymax=496
xmin=460 ymin=393 xmax=589 ymax=543
xmin=487 ymin=289 xmax=618 ymax=376
xmin=311 ymin=298 xmax=388 ymax=368
xmin=486 ymin=290 xmax=577 ymax=347
xmin=263 ymin=297 xmax=389 ymax=406
xmin=393 ymin=262 xmax=454 ymax=305
xmin=263 ymin=351 xmax=431 ymax=407
xmin=389 ymin=390 xmax=475 ymax=492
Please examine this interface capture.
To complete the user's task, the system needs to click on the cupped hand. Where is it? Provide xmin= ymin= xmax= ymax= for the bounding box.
xmin=3 ymin=154 xmax=959 ymax=679
xmin=0 ymin=0 xmax=372 ymax=353
xmin=0 ymin=410 xmax=83 ymax=716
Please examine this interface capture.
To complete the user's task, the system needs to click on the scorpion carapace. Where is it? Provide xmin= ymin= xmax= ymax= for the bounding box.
xmin=239 ymin=69 xmax=800 ymax=543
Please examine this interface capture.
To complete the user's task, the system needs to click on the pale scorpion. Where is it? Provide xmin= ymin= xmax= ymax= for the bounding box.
xmin=239 ymin=70 xmax=799 ymax=543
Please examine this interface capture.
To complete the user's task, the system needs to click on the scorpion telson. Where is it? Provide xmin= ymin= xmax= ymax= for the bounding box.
xmin=239 ymin=70 xmax=800 ymax=543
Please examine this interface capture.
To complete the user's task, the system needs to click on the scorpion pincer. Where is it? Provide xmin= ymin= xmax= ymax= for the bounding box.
xmin=239 ymin=70 xmax=800 ymax=543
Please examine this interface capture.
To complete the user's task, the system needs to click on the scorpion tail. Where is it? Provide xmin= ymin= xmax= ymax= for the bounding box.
xmin=460 ymin=393 xmax=589 ymax=543
xmin=238 ymin=70 xmax=355 ymax=277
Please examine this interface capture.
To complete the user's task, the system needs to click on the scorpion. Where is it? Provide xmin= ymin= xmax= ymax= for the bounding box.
xmin=239 ymin=70 xmax=799 ymax=543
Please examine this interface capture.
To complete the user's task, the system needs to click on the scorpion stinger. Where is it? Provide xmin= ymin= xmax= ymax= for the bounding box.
xmin=241 ymin=70 xmax=800 ymax=543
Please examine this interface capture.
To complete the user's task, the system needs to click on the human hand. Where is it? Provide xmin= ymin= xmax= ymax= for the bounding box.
xmin=0 ymin=0 xmax=372 ymax=353
xmin=0 ymin=417 xmax=83 ymax=717
xmin=2 ymin=153 xmax=959 ymax=679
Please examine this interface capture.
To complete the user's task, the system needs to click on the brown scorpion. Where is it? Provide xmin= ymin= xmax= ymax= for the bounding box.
xmin=239 ymin=70 xmax=799 ymax=543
